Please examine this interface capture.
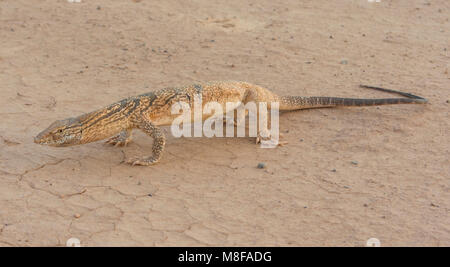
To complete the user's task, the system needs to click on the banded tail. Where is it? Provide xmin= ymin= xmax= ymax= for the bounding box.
xmin=280 ymin=85 xmax=428 ymax=111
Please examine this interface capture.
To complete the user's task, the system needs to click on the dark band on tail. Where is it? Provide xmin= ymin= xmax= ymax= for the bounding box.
xmin=359 ymin=85 xmax=427 ymax=102
xmin=280 ymin=85 xmax=427 ymax=110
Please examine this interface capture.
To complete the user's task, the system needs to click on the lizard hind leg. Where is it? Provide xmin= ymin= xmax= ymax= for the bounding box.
xmin=126 ymin=116 xmax=166 ymax=166
xmin=106 ymin=129 xmax=133 ymax=147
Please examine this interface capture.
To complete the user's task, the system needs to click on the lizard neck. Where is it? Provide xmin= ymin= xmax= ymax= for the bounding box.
xmin=78 ymin=101 xmax=133 ymax=144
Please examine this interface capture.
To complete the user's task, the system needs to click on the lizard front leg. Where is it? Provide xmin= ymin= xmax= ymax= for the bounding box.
xmin=106 ymin=129 xmax=133 ymax=146
xmin=126 ymin=116 xmax=166 ymax=166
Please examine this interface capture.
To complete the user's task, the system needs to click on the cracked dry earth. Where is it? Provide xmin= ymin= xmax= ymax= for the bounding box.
xmin=0 ymin=0 xmax=449 ymax=246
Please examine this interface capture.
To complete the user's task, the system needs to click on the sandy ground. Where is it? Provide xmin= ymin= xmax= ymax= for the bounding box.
xmin=0 ymin=0 xmax=449 ymax=247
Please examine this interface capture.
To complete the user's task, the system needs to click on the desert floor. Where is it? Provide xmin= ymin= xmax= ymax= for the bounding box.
xmin=0 ymin=0 xmax=449 ymax=246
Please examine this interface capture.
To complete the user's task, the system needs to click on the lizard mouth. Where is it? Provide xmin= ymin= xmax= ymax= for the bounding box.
xmin=34 ymin=136 xmax=44 ymax=144
xmin=33 ymin=136 xmax=55 ymax=146
xmin=34 ymin=130 xmax=48 ymax=144
xmin=34 ymin=135 xmax=79 ymax=147
xmin=34 ymin=138 xmax=52 ymax=146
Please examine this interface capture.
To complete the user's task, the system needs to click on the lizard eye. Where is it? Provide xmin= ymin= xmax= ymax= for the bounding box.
xmin=58 ymin=129 xmax=63 ymax=133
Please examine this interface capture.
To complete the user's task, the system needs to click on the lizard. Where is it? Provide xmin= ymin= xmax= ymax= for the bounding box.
xmin=34 ymin=81 xmax=427 ymax=166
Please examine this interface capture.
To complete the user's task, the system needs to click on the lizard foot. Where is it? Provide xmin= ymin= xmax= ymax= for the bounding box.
xmin=126 ymin=156 xmax=159 ymax=166
xmin=106 ymin=131 xmax=132 ymax=147
xmin=256 ymin=131 xmax=287 ymax=147
xmin=256 ymin=129 xmax=272 ymax=144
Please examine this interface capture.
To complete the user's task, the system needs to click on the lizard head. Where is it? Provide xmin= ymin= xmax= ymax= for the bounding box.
xmin=34 ymin=117 xmax=83 ymax=147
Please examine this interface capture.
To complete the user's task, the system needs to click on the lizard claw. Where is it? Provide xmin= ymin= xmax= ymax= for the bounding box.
xmin=106 ymin=134 xmax=132 ymax=147
xmin=126 ymin=157 xmax=159 ymax=166
xmin=277 ymin=141 xmax=288 ymax=147
xmin=256 ymin=130 xmax=286 ymax=147
xmin=256 ymin=129 xmax=272 ymax=144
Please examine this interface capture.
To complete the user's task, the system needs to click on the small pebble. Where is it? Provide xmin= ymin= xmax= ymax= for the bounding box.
xmin=299 ymin=138 xmax=304 ymax=142
xmin=74 ymin=214 xmax=81 ymax=218
xmin=331 ymin=169 xmax=337 ymax=172
xmin=257 ymin=163 xmax=266 ymax=169
xmin=148 ymin=193 xmax=153 ymax=197
xmin=340 ymin=59 xmax=348 ymax=65
xmin=351 ymin=161 xmax=358 ymax=165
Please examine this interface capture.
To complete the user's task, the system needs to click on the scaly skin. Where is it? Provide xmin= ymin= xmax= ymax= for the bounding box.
xmin=34 ymin=81 xmax=427 ymax=166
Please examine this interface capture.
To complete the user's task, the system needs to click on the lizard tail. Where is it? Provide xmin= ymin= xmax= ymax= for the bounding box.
xmin=279 ymin=85 xmax=428 ymax=111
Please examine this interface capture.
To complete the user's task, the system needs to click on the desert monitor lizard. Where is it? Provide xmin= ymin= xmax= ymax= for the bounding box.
xmin=34 ymin=81 xmax=427 ymax=166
